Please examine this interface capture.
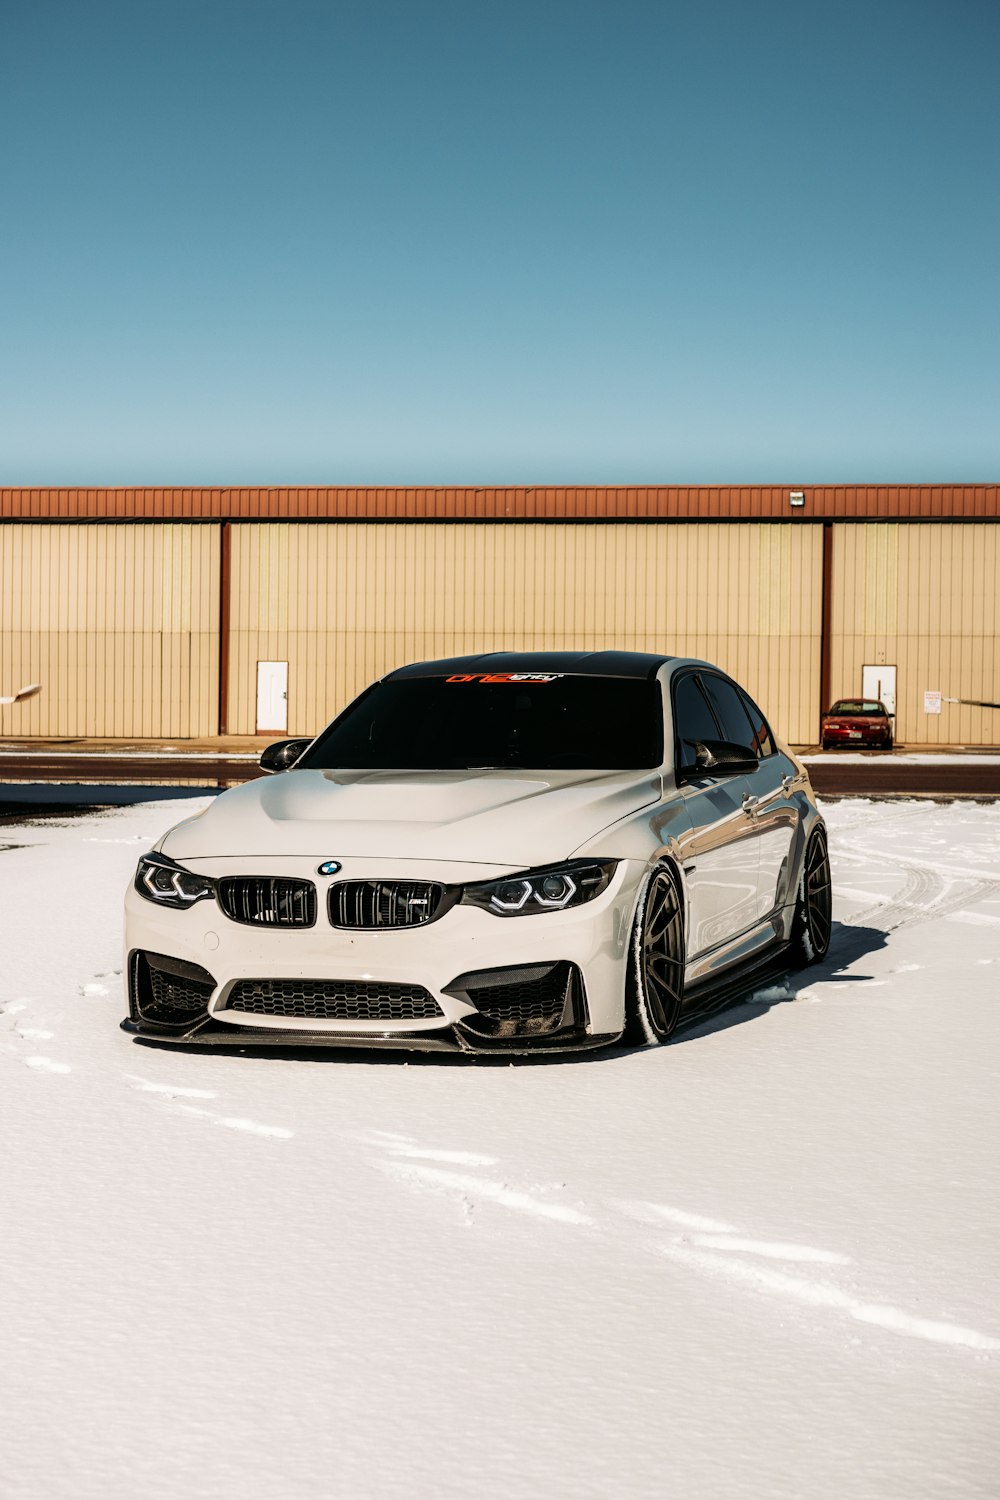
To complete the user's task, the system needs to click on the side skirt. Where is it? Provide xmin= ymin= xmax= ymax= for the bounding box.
xmin=679 ymin=941 xmax=794 ymax=1025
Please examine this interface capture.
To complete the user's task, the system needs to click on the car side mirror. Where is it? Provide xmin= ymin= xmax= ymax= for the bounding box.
xmin=680 ymin=739 xmax=759 ymax=781
xmin=259 ymin=738 xmax=312 ymax=774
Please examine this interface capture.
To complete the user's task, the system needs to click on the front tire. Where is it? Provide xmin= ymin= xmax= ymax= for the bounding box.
xmin=622 ymin=864 xmax=686 ymax=1046
xmin=789 ymin=829 xmax=832 ymax=965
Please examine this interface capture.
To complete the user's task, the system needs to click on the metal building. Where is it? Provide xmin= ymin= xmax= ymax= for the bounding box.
xmin=1 ymin=486 xmax=997 ymax=745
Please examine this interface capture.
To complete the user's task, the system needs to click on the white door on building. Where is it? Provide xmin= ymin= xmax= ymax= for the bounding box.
xmin=862 ymin=664 xmax=896 ymax=724
xmin=256 ymin=661 xmax=289 ymax=733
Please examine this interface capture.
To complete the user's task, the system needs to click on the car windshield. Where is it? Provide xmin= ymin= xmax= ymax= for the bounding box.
xmin=830 ymin=700 xmax=885 ymax=716
xmin=298 ymin=674 xmax=663 ymax=770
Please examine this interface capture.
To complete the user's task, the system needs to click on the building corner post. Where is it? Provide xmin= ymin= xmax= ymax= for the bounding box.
xmin=819 ymin=521 xmax=833 ymax=738
xmin=219 ymin=520 xmax=231 ymax=737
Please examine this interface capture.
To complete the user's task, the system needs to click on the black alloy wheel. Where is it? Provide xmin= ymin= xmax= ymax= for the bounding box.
xmin=790 ymin=829 xmax=832 ymax=965
xmin=623 ymin=865 xmax=686 ymax=1045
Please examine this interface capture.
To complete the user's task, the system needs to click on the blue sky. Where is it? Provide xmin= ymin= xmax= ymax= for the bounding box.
xmin=1 ymin=0 xmax=997 ymax=484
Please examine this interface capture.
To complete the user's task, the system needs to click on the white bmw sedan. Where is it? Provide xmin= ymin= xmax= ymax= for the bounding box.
xmin=123 ymin=652 xmax=830 ymax=1054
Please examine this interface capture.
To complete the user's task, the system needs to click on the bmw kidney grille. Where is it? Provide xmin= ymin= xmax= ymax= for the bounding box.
xmin=327 ymin=880 xmax=447 ymax=929
xmin=217 ymin=877 xmax=317 ymax=928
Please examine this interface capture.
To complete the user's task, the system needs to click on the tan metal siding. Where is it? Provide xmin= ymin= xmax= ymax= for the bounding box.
xmin=829 ymin=523 xmax=1000 ymax=745
xmin=0 ymin=524 xmax=219 ymax=737
xmin=1 ymin=485 xmax=996 ymax=521
xmin=227 ymin=523 xmax=822 ymax=743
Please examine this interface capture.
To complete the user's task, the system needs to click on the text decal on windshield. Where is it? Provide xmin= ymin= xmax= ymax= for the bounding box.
xmin=445 ymin=673 xmax=563 ymax=684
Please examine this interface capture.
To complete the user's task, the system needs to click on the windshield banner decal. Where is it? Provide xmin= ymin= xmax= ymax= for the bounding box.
xmin=445 ymin=673 xmax=562 ymax=684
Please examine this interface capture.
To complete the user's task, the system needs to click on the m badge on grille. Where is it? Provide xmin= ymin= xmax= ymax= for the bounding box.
xmin=317 ymin=860 xmax=342 ymax=876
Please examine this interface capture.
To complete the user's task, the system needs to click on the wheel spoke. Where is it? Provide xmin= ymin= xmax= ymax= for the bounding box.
xmin=646 ymin=896 xmax=677 ymax=939
xmin=650 ymin=951 xmax=684 ymax=970
xmin=639 ymin=872 xmax=686 ymax=1037
xmin=803 ymin=836 xmax=832 ymax=954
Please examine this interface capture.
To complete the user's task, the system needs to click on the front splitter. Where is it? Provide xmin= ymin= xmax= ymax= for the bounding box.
xmin=119 ymin=1016 xmax=617 ymax=1057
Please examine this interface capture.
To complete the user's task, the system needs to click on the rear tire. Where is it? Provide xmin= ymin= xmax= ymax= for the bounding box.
xmin=622 ymin=864 xmax=686 ymax=1046
xmin=789 ymin=829 xmax=832 ymax=966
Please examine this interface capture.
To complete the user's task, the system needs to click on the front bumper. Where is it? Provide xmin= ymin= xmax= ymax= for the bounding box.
xmin=822 ymin=724 xmax=890 ymax=745
xmin=122 ymin=856 xmax=642 ymax=1054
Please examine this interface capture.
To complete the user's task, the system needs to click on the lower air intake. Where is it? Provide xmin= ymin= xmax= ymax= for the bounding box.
xmin=473 ymin=978 xmax=566 ymax=1026
xmin=130 ymin=951 xmax=216 ymax=1027
xmin=471 ymin=967 xmax=570 ymax=1023
xmin=445 ymin=961 xmax=583 ymax=1041
xmin=226 ymin=979 xmax=444 ymax=1022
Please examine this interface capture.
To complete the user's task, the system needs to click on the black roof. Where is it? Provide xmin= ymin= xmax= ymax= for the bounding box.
xmin=388 ymin=650 xmax=674 ymax=681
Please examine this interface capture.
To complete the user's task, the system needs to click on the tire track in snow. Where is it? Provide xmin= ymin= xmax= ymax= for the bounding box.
xmin=928 ymin=878 xmax=1000 ymax=923
xmin=845 ymin=860 xmax=946 ymax=930
xmin=3 ymin=966 xmax=124 ymax=1075
xmin=363 ymin=1134 xmax=1000 ymax=1356
xmin=835 ymin=829 xmax=1000 ymax=932
xmin=383 ymin=1161 xmax=594 ymax=1225
xmin=23 ymin=1055 xmax=72 ymax=1074
xmin=2 ymin=975 xmax=291 ymax=1134
xmin=654 ymin=1242 xmax=1000 ymax=1353
xmin=122 ymin=1071 xmax=294 ymax=1139
xmin=0 ymin=997 xmax=74 ymax=1075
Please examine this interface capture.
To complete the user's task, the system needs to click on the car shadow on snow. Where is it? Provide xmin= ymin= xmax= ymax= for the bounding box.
xmin=669 ymin=920 xmax=890 ymax=1046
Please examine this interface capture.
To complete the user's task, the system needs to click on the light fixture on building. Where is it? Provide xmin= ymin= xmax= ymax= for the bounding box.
xmin=789 ymin=491 xmax=806 ymax=508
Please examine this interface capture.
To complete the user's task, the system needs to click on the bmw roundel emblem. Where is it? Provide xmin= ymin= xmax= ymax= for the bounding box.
xmin=317 ymin=860 xmax=342 ymax=876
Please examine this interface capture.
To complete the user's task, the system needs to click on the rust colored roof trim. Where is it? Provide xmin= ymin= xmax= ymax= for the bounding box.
xmin=0 ymin=485 xmax=997 ymax=521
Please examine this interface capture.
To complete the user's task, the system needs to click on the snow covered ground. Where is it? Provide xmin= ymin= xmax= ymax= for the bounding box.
xmin=2 ymin=793 xmax=998 ymax=1499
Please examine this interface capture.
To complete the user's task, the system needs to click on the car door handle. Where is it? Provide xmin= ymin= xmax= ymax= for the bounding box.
xmin=781 ymin=774 xmax=794 ymax=793
xmin=742 ymin=793 xmax=759 ymax=811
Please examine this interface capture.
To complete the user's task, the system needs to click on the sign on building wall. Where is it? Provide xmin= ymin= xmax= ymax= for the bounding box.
xmin=923 ymin=690 xmax=942 ymax=715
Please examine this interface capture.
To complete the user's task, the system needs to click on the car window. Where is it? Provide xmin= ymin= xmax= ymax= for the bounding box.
xmin=299 ymin=675 xmax=664 ymax=770
xmin=830 ymin=700 xmax=885 ymax=717
xmin=701 ymin=675 xmax=758 ymax=751
xmin=672 ymin=674 xmax=722 ymax=767
xmin=737 ymin=687 xmax=776 ymax=757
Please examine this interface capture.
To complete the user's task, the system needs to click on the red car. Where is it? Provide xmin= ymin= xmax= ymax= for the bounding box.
xmin=821 ymin=699 xmax=894 ymax=750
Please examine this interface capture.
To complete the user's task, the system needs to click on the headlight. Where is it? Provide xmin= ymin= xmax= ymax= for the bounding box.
xmin=461 ymin=860 xmax=617 ymax=917
xmin=135 ymin=853 xmax=215 ymax=910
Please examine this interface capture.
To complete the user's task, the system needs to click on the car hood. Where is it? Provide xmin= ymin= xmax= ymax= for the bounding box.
xmin=160 ymin=767 xmax=663 ymax=866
